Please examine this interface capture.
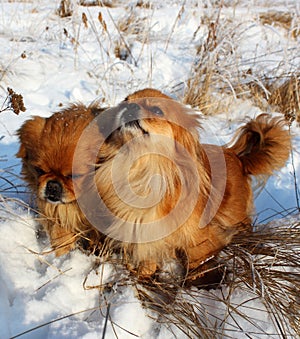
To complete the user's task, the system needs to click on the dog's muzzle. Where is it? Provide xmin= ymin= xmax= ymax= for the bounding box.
xmin=97 ymin=102 xmax=142 ymax=138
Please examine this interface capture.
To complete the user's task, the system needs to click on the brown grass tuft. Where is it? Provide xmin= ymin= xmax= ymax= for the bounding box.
xmin=79 ymin=0 xmax=116 ymax=7
xmin=136 ymin=0 xmax=152 ymax=9
xmin=259 ymin=11 xmax=299 ymax=38
xmin=183 ymin=7 xmax=238 ymax=115
xmin=259 ymin=11 xmax=293 ymax=31
xmin=183 ymin=19 xmax=221 ymax=114
xmin=56 ymin=0 xmax=73 ymax=18
xmin=117 ymin=10 xmax=147 ymax=39
xmin=224 ymin=220 xmax=300 ymax=336
xmin=269 ymin=75 xmax=300 ymax=123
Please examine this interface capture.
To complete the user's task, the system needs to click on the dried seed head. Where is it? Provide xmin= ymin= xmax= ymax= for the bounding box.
xmin=82 ymin=12 xmax=88 ymax=28
xmin=98 ymin=12 xmax=107 ymax=32
xmin=7 ymin=87 xmax=26 ymax=115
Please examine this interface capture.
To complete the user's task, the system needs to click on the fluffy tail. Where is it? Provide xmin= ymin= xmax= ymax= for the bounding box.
xmin=228 ymin=114 xmax=291 ymax=176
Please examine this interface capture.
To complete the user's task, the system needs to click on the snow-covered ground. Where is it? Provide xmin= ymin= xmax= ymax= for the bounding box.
xmin=0 ymin=0 xmax=299 ymax=338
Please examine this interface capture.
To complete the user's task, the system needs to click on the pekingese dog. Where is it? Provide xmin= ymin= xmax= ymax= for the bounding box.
xmin=17 ymin=104 xmax=104 ymax=256
xmin=92 ymin=88 xmax=291 ymax=280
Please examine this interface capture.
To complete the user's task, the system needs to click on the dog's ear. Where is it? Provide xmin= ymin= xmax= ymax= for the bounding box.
xmin=16 ymin=116 xmax=46 ymax=159
xmin=125 ymin=88 xmax=171 ymax=101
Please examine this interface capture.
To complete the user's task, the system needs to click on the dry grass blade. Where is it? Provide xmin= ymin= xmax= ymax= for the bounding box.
xmin=10 ymin=306 xmax=102 ymax=339
xmin=164 ymin=0 xmax=186 ymax=52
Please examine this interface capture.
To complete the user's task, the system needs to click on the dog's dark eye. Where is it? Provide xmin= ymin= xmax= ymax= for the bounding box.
xmin=149 ymin=106 xmax=164 ymax=116
xmin=34 ymin=167 xmax=45 ymax=176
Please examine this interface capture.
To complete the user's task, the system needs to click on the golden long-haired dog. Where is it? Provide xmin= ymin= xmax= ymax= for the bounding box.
xmin=91 ymin=88 xmax=291 ymax=279
xmin=17 ymin=104 xmax=104 ymax=256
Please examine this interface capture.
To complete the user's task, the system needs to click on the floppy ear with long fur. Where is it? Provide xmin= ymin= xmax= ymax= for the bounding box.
xmin=16 ymin=116 xmax=46 ymax=159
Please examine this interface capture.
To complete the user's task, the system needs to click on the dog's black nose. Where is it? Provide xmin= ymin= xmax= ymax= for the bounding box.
xmin=118 ymin=102 xmax=141 ymax=125
xmin=45 ymin=180 xmax=63 ymax=202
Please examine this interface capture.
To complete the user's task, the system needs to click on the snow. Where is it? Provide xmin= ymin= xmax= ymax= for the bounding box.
xmin=0 ymin=0 xmax=299 ymax=338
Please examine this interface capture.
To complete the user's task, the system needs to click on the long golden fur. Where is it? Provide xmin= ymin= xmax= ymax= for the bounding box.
xmin=94 ymin=88 xmax=291 ymax=278
xmin=17 ymin=104 xmax=104 ymax=256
